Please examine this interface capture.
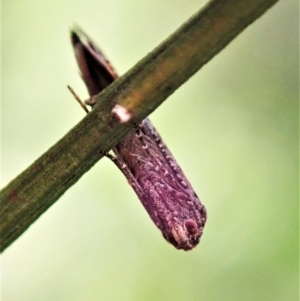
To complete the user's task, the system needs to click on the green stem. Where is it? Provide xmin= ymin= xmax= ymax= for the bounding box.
xmin=0 ymin=0 xmax=279 ymax=252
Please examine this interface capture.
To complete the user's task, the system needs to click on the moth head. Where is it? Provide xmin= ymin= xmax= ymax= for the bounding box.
xmin=165 ymin=218 xmax=205 ymax=251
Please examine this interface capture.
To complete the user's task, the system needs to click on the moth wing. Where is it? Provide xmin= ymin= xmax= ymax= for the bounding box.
xmin=71 ymin=28 xmax=117 ymax=96
xmin=140 ymin=118 xmax=198 ymax=198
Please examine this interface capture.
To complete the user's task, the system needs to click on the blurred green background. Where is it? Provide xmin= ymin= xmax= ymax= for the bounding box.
xmin=1 ymin=0 xmax=298 ymax=300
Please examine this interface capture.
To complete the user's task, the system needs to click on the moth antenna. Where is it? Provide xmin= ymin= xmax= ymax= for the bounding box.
xmin=133 ymin=122 xmax=150 ymax=152
xmin=67 ymin=85 xmax=89 ymax=114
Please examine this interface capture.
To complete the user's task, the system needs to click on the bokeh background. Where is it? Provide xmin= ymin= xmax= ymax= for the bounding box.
xmin=1 ymin=0 xmax=298 ymax=300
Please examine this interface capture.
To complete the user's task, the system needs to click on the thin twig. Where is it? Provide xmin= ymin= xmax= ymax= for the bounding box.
xmin=0 ymin=0 xmax=279 ymax=252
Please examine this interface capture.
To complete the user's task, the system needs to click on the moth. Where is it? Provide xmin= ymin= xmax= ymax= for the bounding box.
xmin=71 ymin=28 xmax=207 ymax=250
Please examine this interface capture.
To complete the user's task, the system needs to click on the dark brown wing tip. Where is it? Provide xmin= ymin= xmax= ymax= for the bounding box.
xmin=71 ymin=30 xmax=81 ymax=46
xmin=70 ymin=25 xmax=88 ymax=46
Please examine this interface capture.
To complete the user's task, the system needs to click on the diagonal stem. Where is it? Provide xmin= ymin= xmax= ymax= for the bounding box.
xmin=0 ymin=0 xmax=279 ymax=252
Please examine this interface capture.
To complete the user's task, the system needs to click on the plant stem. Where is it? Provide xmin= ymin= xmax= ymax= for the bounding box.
xmin=0 ymin=0 xmax=279 ymax=252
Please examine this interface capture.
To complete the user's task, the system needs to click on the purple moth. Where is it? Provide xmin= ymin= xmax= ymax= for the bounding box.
xmin=71 ymin=28 xmax=207 ymax=251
